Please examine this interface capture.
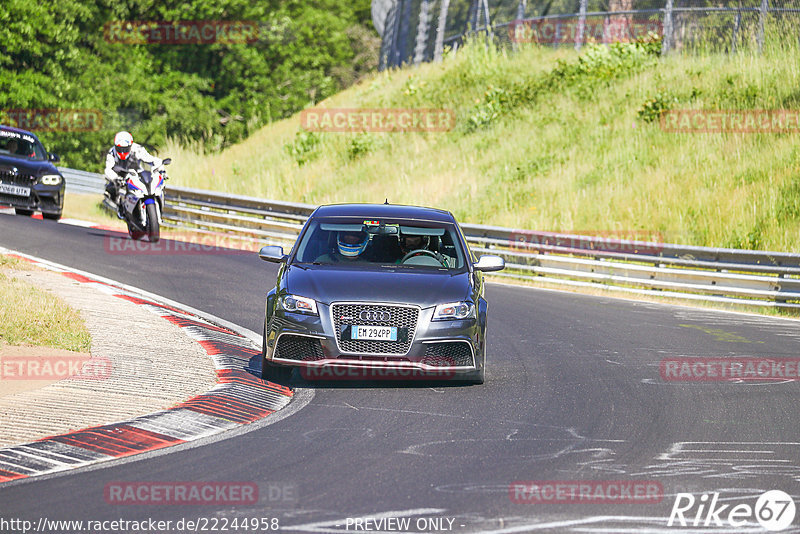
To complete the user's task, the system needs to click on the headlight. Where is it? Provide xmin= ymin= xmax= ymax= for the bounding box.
xmin=433 ymin=301 xmax=475 ymax=321
xmin=40 ymin=175 xmax=62 ymax=185
xmin=279 ymin=294 xmax=318 ymax=315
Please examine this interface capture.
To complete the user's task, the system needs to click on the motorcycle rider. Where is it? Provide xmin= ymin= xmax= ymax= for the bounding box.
xmin=104 ymin=131 xmax=163 ymax=217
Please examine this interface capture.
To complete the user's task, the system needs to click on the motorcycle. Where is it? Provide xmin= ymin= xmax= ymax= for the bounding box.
xmin=112 ymin=158 xmax=171 ymax=242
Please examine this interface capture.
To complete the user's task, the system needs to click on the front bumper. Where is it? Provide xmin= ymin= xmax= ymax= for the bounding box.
xmin=0 ymin=181 xmax=64 ymax=214
xmin=265 ymin=301 xmax=482 ymax=376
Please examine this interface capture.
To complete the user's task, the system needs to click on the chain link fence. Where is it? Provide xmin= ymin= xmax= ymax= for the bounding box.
xmin=373 ymin=0 xmax=800 ymax=68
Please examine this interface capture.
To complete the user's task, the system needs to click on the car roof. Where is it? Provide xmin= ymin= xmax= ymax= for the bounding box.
xmin=0 ymin=124 xmax=41 ymax=141
xmin=311 ymin=203 xmax=456 ymax=223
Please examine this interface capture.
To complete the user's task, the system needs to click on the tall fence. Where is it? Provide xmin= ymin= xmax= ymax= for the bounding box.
xmin=374 ymin=0 xmax=800 ymax=68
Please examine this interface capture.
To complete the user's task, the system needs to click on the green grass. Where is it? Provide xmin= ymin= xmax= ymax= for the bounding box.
xmin=164 ymin=35 xmax=800 ymax=252
xmin=0 ymin=256 xmax=92 ymax=352
xmin=62 ymin=193 xmax=126 ymax=229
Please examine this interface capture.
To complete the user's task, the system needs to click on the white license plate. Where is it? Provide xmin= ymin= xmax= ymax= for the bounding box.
xmin=0 ymin=183 xmax=30 ymax=197
xmin=351 ymin=325 xmax=397 ymax=341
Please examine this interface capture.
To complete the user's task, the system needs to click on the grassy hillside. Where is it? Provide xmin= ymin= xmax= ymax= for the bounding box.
xmin=165 ymin=37 xmax=800 ymax=251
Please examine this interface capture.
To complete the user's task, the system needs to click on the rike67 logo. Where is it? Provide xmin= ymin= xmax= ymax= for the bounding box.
xmin=668 ymin=490 xmax=796 ymax=531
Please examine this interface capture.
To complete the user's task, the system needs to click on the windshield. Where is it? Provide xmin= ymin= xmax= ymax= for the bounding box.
xmin=0 ymin=129 xmax=47 ymax=161
xmin=293 ymin=217 xmax=467 ymax=270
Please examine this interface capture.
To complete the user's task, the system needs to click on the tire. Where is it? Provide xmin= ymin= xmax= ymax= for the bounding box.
xmin=42 ymin=211 xmax=61 ymax=221
xmin=127 ymin=219 xmax=145 ymax=241
xmin=262 ymin=360 xmax=292 ymax=382
xmin=261 ymin=325 xmax=292 ymax=382
xmin=14 ymin=208 xmax=33 ymax=217
xmin=145 ymin=203 xmax=160 ymax=243
xmin=464 ymin=366 xmax=485 ymax=385
xmin=463 ymin=340 xmax=486 ymax=385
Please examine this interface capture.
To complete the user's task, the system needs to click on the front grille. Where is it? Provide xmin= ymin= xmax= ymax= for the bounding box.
xmin=274 ymin=334 xmax=325 ymax=361
xmin=422 ymin=342 xmax=474 ymax=367
xmin=332 ymin=303 xmax=419 ymax=355
xmin=0 ymin=170 xmax=36 ymax=187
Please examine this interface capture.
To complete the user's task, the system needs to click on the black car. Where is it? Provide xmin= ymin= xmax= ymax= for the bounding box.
xmin=0 ymin=125 xmax=64 ymax=220
xmin=258 ymin=203 xmax=505 ymax=384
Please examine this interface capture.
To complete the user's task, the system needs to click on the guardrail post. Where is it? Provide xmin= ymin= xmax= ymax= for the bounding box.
xmin=575 ymin=0 xmax=588 ymax=50
xmin=661 ymin=0 xmax=674 ymax=55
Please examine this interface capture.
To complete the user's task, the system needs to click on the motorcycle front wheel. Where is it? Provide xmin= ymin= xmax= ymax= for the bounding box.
xmin=145 ymin=202 xmax=160 ymax=243
xmin=127 ymin=219 xmax=145 ymax=241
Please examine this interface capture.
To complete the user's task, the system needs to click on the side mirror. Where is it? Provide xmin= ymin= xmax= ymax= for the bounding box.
xmin=473 ymin=254 xmax=505 ymax=272
xmin=48 ymin=153 xmax=60 ymax=163
xmin=259 ymin=245 xmax=287 ymax=263
xmin=162 ymin=158 xmax=172 ymax=165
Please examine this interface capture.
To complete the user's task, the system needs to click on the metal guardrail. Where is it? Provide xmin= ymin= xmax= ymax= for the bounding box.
xmin=59 ymin=167 xmax=106 ymax=195
xmin=60 ymin=167 xmax=800 ymax=309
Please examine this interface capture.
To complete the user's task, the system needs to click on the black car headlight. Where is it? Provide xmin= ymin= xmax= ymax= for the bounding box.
xmin=279 ymin=294 xmax=318 ymax=316
xmin=432 ymin=301 xmax=475 ymax=321
xmin=40 ymin=174 xmax=62 ymax=185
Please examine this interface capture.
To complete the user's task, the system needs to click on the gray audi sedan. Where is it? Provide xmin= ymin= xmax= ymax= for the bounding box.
xmin=258 ymin=203 xmax=504 ymax=384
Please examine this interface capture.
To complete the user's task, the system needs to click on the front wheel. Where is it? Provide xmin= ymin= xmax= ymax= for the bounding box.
xmin=463 ymin=366 xmax=485 ymax=385
xmin=42 ymin=211 xmax=62 ymax=221
xmin=14 ymin=208 xmax=33 ymax=216
xmin=127 ymin=219 xmax=145 ymax=240
xmin=261 ymin=360 xmax=292 ymax=382
xmin=261 ymin=325 xmax=292 ymax=382
xmin=145 ymin=202 xmax=160 ymax=243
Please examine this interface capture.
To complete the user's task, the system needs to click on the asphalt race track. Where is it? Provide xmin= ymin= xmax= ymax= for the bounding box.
xmin=2 ymin=214 xmax=800 ymax=533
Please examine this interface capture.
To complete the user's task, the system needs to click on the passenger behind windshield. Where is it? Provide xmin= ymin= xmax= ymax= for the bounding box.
xmin=314 ymin=230 xmax=376 ymax=263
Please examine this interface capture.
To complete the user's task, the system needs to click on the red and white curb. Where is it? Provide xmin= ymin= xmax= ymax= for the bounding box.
xmin=0 ymin=249 xmax=292 ymax=485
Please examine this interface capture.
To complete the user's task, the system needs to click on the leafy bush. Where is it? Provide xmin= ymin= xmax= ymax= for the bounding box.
xmin=637 ymin=92 xmax=678 ymax=123
xmin=346 ymin=133 xmax=380 ymax=160
xmin=466 ymin=86 xmax=509 ymax=130
xmin=464 ymin=41 xmax=659 ymax=131
xmin=550 ymin=41 xmax=658 ymax=89
xmin=285 ymin=130 xmax=321 ymax=166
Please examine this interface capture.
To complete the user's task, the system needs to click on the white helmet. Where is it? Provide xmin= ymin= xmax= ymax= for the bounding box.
xmin=114 ymin=131 xmax=133 ymax=160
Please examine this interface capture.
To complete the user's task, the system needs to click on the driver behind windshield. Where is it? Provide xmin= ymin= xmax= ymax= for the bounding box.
xmin=397 ymin=233 xmax=428 ymax=263
xmin=315 ymin=230 xmax=373 ymax=262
